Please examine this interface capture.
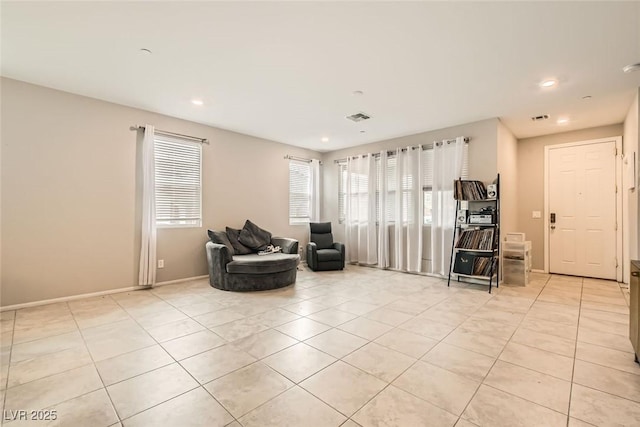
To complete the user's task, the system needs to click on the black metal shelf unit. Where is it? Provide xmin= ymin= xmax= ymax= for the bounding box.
xmin=447 ymin=174 xmax=500 ymax=293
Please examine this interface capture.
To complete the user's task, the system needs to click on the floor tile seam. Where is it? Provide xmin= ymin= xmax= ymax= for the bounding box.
xmin=575 ymin=326 xmax=630 ymax=339
xmin=570 ymin=381 xmax=640 ymax=407
xmin=110 ymin=382 xmax=202 ymax=423
xmin=577 ymin=313 xmax=629 ymax=326
xmin=572 ymin=357 xmax=640 ymax=384
xmin=99 ymin=355 xmax=180 ymax=389
xmin=302 ymin=332 xmax=368 ymax=360
xmin=525 ymin=311 xmax=579 ymax=328
xmin=200 ymin=377 xmax=271 ymax=424
xmin=502 ymin=336 xmax=577 ymax=360
xmin=387 ymin=362 xmax=477 ymax=419
xmin=1 ymin=315 xmax=16 ymax=416
xmin=10 ymin=324 xmax=82 ymax=347
xmin=147 ymin=324 xmax=212 ymax=344
xmin=339 ymin=345 xmax=419 ymax=386
xmin=566 ymin=280 xmax=585 ymax=425
xmin=231 ymin=384 xmax=336 ymax=425
xmin=371 ymin=329 xmax=436 ymax=359
xmin=167 ymin=335 xmax=235 ymax=363
xmin=5 ymin=359 xmax=98 ymax=391
xmin=458 ymin=274 xmax=553 ymax=419
xmin=479 ymin=383 xmax=571 ymax=419
xmin=508 ymin=338 xmax=578 ymax=359
xmin=272 ymin=323 xmax=334 ymax=342
xmin=66 ymin=307 xmax=123 ymax=424
xmin=303 ymin=313 xmax=357 ymax=328
xmin=579 ymin=297 xmax=628 ymax=307
xmin=233 ymin=335 xmax=301 ymax=361
xmin=566 ymin=414 xmax=598 ymax=427
xmin=574 ymin=340 xmax=636 ymax=361
xmin=296 ymin=368 xmax=384 ymax=420
xmin=487 ymin=358 xmax=573 ymax=388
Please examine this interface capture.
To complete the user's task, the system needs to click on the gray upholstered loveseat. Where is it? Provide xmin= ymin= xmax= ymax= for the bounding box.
xmin=206 ymin=221 xmax=300 ymax=291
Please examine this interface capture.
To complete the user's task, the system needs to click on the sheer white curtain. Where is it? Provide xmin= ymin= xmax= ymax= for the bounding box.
xmin=431 ymin=137 xmax=465 ymax=276
xmin=139 ymin=125 xmax=157 ymax=286
xmin=345 ymin=155 xmax=377 ymax=265
xmin=377 ymin=150 xmax=390 ymax=268
xmin=392 ymin=147 xmax=423 ymax=273
xmin=309 ymin=159 xmax=321 ymax=222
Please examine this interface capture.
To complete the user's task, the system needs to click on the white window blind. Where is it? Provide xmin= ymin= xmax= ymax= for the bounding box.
xmin=289 ymin=160 xmax=311 ymax=224
xmin=155 ymin=135 xmax=202 ymax=227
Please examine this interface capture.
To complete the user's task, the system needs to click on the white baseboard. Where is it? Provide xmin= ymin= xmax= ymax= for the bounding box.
xmin=0 ymin=275 xmax=209 ymax=312
xmin=155 ymin=275 xmax=208 ymax=287
xmin=531 ymin=269 xmax=546 ymax=273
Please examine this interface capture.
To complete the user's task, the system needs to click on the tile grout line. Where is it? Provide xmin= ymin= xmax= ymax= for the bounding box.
xmin=455 ymin=274 xmax=571 ymax=424
xmin=1 ymin=312 xmax=17 ymax=424
xmin=325 ymin=283 xmax=488 ymax=424
xmin=70 ymin=298 xmax=122 ymax=425
xmin=111 ymin=291 xmax=238 ymax=425
xmin=566 ymin=277 xmax=584 ymax=427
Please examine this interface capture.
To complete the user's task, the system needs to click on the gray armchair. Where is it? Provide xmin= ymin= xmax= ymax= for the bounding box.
xmin=306 ymin=222 xmax=345 ymax=271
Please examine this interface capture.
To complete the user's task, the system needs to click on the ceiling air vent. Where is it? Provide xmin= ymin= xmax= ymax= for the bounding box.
xmin=531 ymin=114 xmax=550 ymax=122
xmin=346 ymin=112 xmax=371 ymax=122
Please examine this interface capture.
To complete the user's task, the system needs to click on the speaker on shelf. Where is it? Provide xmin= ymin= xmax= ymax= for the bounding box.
xmin=456 ymin=209 xmax=467 ymax=224
xmin=487 ymin=184 xmax=497 ymax=199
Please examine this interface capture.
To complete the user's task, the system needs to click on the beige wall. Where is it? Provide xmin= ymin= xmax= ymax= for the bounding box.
xmin=321 ymin=118 xmax=499 ymax=264
xmin=497 ymin=120 xmax=518 ymax=236
xmin=1 ymin=78 xmax=320 ymax=306
xmin=517 ymin=124 xmax=624 ymax=271
xmin=623 ymin=88 xmax=639 ymax=283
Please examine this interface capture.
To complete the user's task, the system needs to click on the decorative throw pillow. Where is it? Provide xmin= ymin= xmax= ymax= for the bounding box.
xmin=238 ymin=220 xmax=272 ymax=251
xmin=225 ymin=227 xmax=254 ymax=255
xmin=207 ymin=229 xmax=235 ymax=255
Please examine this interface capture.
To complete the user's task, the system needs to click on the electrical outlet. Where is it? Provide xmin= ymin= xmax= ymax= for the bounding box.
xmin=158 ymin=259 xmax=164 ymax=268
xmin=532 ymin=211 xmax=541 ymax=219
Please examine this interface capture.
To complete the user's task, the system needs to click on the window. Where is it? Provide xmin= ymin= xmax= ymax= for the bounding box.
xmin=338 ymin=163 xmax=347 ymax=223
xmin=289 ymin=160 xmax=311 ymax=224
xmin=421 ymin=144 xmax=469 ymax=224
xmin=338 ymin=144 xmax=469 ymax=225
xmin=155 ymin=135 xmax=202 ymax=227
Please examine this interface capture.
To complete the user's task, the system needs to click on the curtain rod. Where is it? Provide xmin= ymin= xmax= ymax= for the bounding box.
xmin=130 ymin=126 xmax=209 ymax=144
xmin=284 ymin=155 xmax=323 ymax=165
xmin=333 ymin=137 xmax=469 ymax=164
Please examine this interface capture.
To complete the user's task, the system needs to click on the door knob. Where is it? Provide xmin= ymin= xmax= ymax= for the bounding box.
xmin=550 ymin=225 xmax=556 ymax=230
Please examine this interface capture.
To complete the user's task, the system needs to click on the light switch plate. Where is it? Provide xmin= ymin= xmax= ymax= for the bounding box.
xmin=532 ymin=211 xmax=541 ymax=219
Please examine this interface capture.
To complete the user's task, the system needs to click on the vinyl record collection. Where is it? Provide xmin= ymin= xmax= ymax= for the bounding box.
xmin=472 ymin=256 xmax=498 ymax=276
xmin=454 ymin=229 xmax=495 ymax=251
xmin=454 ymin=180 xmax=487 ymax=201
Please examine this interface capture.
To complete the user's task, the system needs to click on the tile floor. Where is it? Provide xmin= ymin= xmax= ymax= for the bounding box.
xmin=0 ymin=266 xmax=638 ymax=426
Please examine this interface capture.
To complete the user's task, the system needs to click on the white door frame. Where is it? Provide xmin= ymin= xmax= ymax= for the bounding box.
xmin=543 ymin=136 xmax=623 ymax=282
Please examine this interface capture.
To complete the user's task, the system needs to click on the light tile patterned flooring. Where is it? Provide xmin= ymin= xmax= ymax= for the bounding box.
xmin=0 ymin=266 xmax=638 ymax=426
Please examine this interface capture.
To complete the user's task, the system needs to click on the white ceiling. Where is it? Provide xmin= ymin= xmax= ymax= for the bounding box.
xmin=2 ymin=1 xmax=640 ymax=152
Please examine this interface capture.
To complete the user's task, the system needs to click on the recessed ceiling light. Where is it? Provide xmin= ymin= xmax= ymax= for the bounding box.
xmin=321 ymin=137 xmax=329 ymax=142
xmin=352 ymin=90 xmax=364 ymax=96
xmin=623 ymin=63 xmax=640 ymax=73
xmin=139 ymin=48 xmax=152 ymax=55
xmin=191 ymin=99 xmax=204 ymax=106
xmin=539 ymin=79 xmax=557 ymax=88
xmin=557 ymin=117 xmax=569 ymax=125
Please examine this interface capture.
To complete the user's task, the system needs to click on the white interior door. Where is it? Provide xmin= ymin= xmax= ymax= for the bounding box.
xmin=548 ymin=141 xmax=617 ymax=279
